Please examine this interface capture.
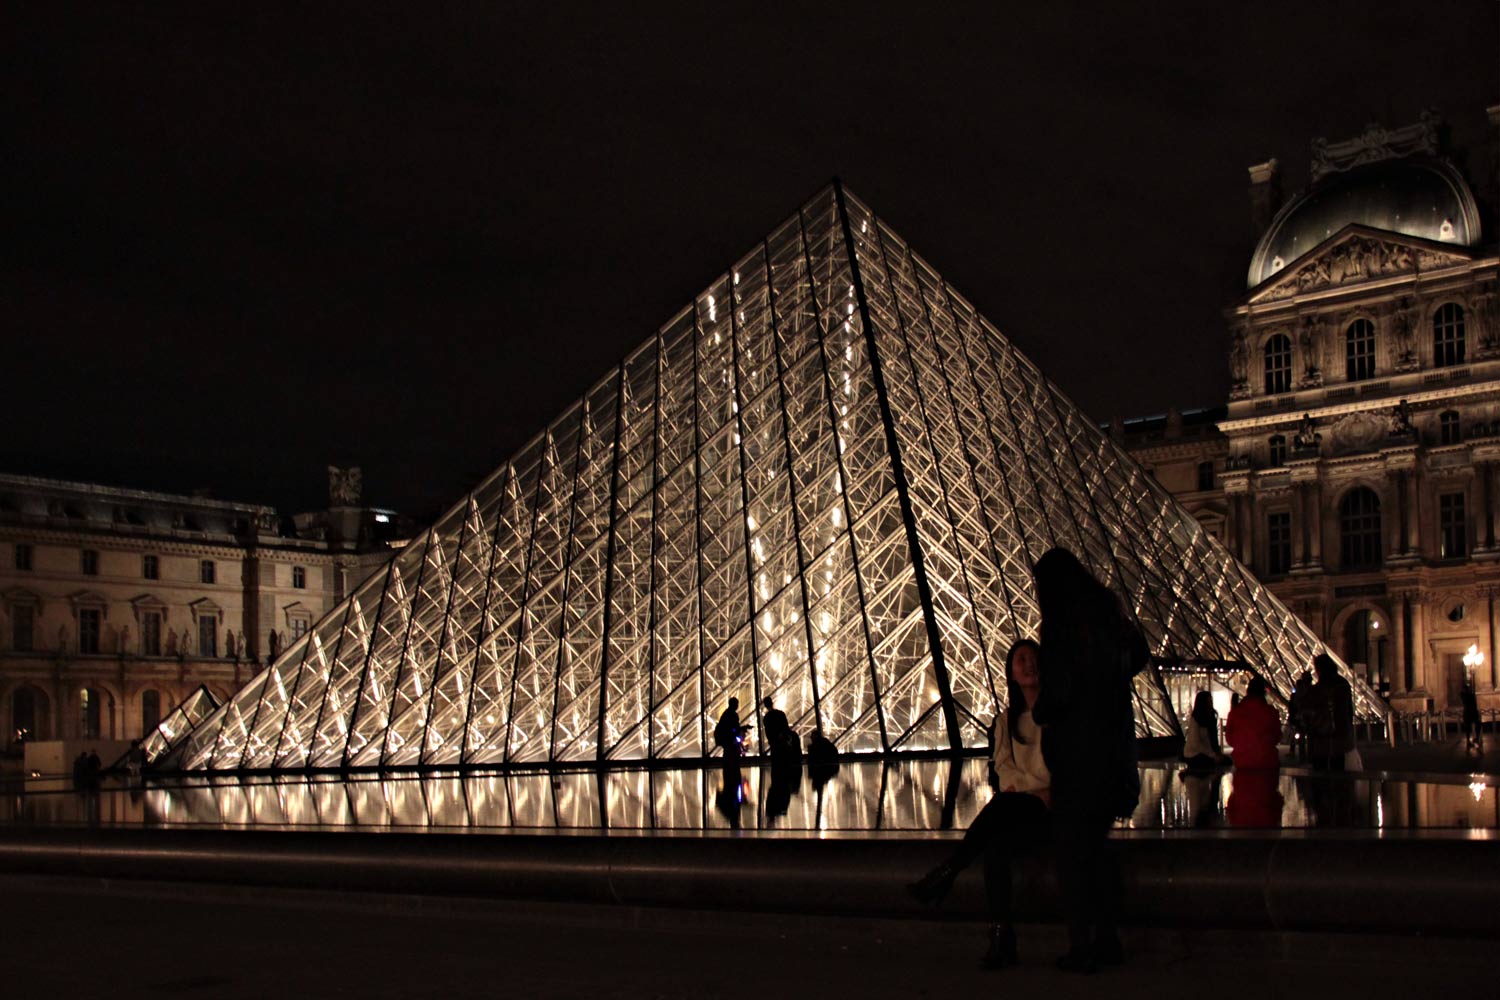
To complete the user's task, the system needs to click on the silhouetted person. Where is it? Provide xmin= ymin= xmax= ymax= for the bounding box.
xmin=714 ymin=697 xmax=750 ymax=760
xmin=1030 ymin=548 xmax=1148 ymax=973
xmin=908 ymin=639 xmax=1051 ymax=969
xmin=1182 ymin=691 xmax=1227 ymax=770
xmin=807 ymin=729 xmax=838 ymax=789
xmin=761 ymin=697 xmax=799 ymax=764
xmin=86 ymin=750 xmax=102 ymax=783
xmin=1225 ymin=678 xmax=1281 ymax=771
xmin=1460 ymin=681 xmax=1482 ymax=750
xmin=1306 ymin=654 xmax=1354 ymax=772
xmin=1289 ymin=671 xmax=1314 ymax=762
xmin=72 ymin=751 xmax=90 ymax=790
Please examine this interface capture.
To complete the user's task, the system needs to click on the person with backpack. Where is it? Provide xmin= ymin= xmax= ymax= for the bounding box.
xmin=713 ymin=697 xmax=750 ymax=759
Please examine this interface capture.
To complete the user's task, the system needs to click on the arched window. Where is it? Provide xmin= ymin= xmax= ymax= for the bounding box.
xmin=141 ymin=689 xmax=161 ymax=735
xmin=1439 ymin=410 xmax=1462 ymax=445
xmin=1264 ymin=334 xmax=1292 ymax=394
xmin=1433 ymin=303 xmax=1466 ymax=367
xmin=80 ymin=687 xmax=102 ymax=739
xmin=1345 ymin=319 xmax=1376 ymax=381
xmin=1268 ymin=435 xmax=1287 ymax=467
xmin=1339 ymin=487 xmax=1383 ymax=569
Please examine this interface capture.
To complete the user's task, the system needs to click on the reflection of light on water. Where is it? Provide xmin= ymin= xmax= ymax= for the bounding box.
xmin=1376 ymin=793 xmax=1384 ymax=828
xmin=1470 ymin=780 xmax=1487 ymax=803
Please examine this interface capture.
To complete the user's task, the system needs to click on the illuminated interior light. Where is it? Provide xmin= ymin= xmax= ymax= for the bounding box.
xmin=707 ymin=295 xmax=717 ymax=321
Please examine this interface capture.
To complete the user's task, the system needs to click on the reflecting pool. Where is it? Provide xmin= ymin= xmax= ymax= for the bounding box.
xmin=3 ymin=759 xmax=1497 ymax=835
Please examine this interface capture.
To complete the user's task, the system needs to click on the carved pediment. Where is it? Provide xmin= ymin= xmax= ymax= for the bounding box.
xmin=1249 ymin=226 xmax=1473 ymax=304
xmin=1328 ymin=411 xmax=1388 ymax=455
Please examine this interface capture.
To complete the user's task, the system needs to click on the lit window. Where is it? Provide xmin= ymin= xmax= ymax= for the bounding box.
xmin=1266 ymin=511 xmax=1292 ymax=576
xmin=1345 ymin=319 xmax=1376 ymax=381
xmin=81 ymin=549 xmax=99 ymax=576
xmin=200 ymin=560 xmax=216 ymax=585
xmin=14 ymin=543 xmax=32 ymax=571
xmin=1339 ymin=487 xmax=1382 ymax=569
xmin=80 ymin=688 xmax=102 ymax=739
xmin=1439 ymin=410 xmax=1461 ymax=446
xmin=1263 ymin=334 xmax=1292 ymax=394
xmin=143 ymin=554 xmax=159 ymax=580
xmin=1440 ymin=492 xmax=1467 ymax=559
xmin=1268 ymin=435 xmax=1287 ymax=467
xmin=292 ymin=565 xmax=306 ymax=589
xmin=1433 ymin=304 xmax=1466 ymax=367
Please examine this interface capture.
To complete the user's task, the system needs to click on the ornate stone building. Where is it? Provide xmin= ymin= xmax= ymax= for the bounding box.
xmin=1127 ymin=109 xmax=1500 ymax=714
xmin=0 ymin=469 xmax=409 ymax=746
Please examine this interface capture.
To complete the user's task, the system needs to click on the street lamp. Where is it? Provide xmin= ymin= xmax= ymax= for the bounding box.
xmin=1462 ymin=643 xmax=1483 ymax=684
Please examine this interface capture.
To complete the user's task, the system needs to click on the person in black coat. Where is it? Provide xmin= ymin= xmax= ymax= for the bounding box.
xmin=1029 ymin=548 xmax=1148 ymax=973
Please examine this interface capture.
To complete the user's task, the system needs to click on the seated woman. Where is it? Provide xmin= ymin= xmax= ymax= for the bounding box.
xmin=907 ymin=639 xmax=1050 ymax=969
xmin=1182 ymin=690 xmax=1228 ymax=770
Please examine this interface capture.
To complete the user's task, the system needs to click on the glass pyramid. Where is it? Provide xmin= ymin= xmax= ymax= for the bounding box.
xmin=173 ymin=183 xmax=1382 ymax=771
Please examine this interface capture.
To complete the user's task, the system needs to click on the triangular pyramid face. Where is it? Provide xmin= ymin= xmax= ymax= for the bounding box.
xmin=174 ymin=184 xmax=1381 ymax=771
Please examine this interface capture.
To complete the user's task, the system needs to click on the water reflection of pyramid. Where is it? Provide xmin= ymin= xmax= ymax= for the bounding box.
xmin=175 ymin=182 xmax=1379 ymax=771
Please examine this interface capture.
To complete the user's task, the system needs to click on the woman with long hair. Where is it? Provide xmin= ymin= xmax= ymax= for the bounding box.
xmin=1030 ymin=547 xmax=1149 ymax=973
xmin=907 ymin=638 xmax=1051 ymax=969
xmin=1182 ymin=690 xmax=1227 ymax=769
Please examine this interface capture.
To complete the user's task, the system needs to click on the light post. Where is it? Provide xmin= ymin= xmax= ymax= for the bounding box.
xmin=1463 ymin=643 xmax=1484 ymax=685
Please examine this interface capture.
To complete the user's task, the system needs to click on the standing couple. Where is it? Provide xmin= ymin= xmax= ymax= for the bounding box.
xmin=908 ymin=547 xmax=1149 ymax=974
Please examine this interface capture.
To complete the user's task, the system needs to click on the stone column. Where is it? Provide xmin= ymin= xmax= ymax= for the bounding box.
xmin=1290 ymin=484 xmax=1305 ymax=567
xmin=1405 ymin=468 xmax=1421 ymax=558
xmin=1391 ymin=595 xmax=1408 ymax=695
xmin=1387 ymin=471 xmax=1405 ymax=557
xmin=1480 ymin=461 xmax=1495 ymax=550
xmin=1407 ymin=596 xmax=1428 ymax=698
xmin=1307 ymin=478 xmax=1323 ymax=566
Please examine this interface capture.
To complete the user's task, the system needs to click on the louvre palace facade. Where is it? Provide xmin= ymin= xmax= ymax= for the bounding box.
xmin=0 ymin=471 xmax=408 ymax=747
xmin=1121 ymin=109 xmax=1500 ymax=714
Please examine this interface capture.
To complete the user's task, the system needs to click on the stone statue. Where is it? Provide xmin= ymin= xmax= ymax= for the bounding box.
xmin=1389 ymin=398 xmax=1414 ymax=436
xmin=1392 ymin=297 xmax=1417 ymax=364
xmin=1298 ymin=317 xmax=1323 ymax=385
xmin=328 ymin=466 xmax=363 ymax=506
xmin=1293 ymin=413 xmax=1321 ymax=451
xmin=1229 ymin=330 xmax=1248 ymax=384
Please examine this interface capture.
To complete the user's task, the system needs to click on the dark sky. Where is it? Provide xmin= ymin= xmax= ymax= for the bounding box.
xmin=6 ymin=2 xmax=1497 ymax=520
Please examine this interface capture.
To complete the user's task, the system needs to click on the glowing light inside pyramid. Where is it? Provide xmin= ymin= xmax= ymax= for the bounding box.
xmin=173 ymin=184 xmax=1382 ymax=771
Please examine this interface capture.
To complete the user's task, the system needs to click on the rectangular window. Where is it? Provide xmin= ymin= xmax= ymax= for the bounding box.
xmin=1196 ymin=461 xmax=1215 ymax=492
xmin=141 ymin=611 xmax=162 ymax=656
xmin=143 ymin=554 xmax=159 ymax=580
xmin=1267 ymin=511 xmax=1292 ymax=576
xmin=1440 ymin=492 xmax=1468 ymax=559
xmin=292 ymin=565 xmax=306 ymax=589
xmin=12 ymin=605 xmax=34 ymax=652
xmin=289 ymin=617 xmax=309 ymax=640
xmin=14 ymin=543 xmax=32 ymax=571
xmin=198 ymin=616 xmax=218 ymax=658
xmin=78 ymin=608 xmax=101 ymax=654
xmin=200 ymin=560 xmax=216 ymax=585
xmin=81 ymin=549 xmax=99 ymax=576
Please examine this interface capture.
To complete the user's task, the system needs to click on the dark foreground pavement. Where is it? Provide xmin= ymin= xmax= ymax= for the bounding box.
xmin=1 ymin=875 xmax=1494 ymax=1000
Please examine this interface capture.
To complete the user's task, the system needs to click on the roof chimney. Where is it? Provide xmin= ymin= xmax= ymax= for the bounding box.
xmin=1248 ymin=159 xmax=1281 ymax=238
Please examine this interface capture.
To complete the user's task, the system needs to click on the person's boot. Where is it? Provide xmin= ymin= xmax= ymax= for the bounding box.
xmin=979 ymin=924 xmax=1017 ymax=969
xmin=906 ymin=861 xmax=959 ymax=905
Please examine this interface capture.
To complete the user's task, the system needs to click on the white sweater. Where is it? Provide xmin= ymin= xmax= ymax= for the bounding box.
xmin=991 ymin=708 xmax=1049 ymax=794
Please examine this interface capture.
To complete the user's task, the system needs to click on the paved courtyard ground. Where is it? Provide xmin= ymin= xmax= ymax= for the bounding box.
xmin=0 ymin=875 xmax=1493 ymax=999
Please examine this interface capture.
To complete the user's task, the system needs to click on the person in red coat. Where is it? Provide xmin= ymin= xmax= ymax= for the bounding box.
xmin=1226 ymin=678 xmax=1284 ymax=827
xmin=1225 ymin=677 xmax=1282 ymax=770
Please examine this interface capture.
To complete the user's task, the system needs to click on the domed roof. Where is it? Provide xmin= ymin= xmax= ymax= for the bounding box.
xmin=1248 ymin=158 xmax=1480 ymax=288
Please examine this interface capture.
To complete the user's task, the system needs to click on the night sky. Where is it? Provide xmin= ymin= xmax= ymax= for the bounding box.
xmin=7 ymin=3 xmax=1497 ymax=521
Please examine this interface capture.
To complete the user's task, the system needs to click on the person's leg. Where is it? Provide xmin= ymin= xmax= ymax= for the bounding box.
xmin=1051 ymin=809 xmax=1095 ymax=968
xmin=909 ymin=794 xmax=1006 ymax=903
